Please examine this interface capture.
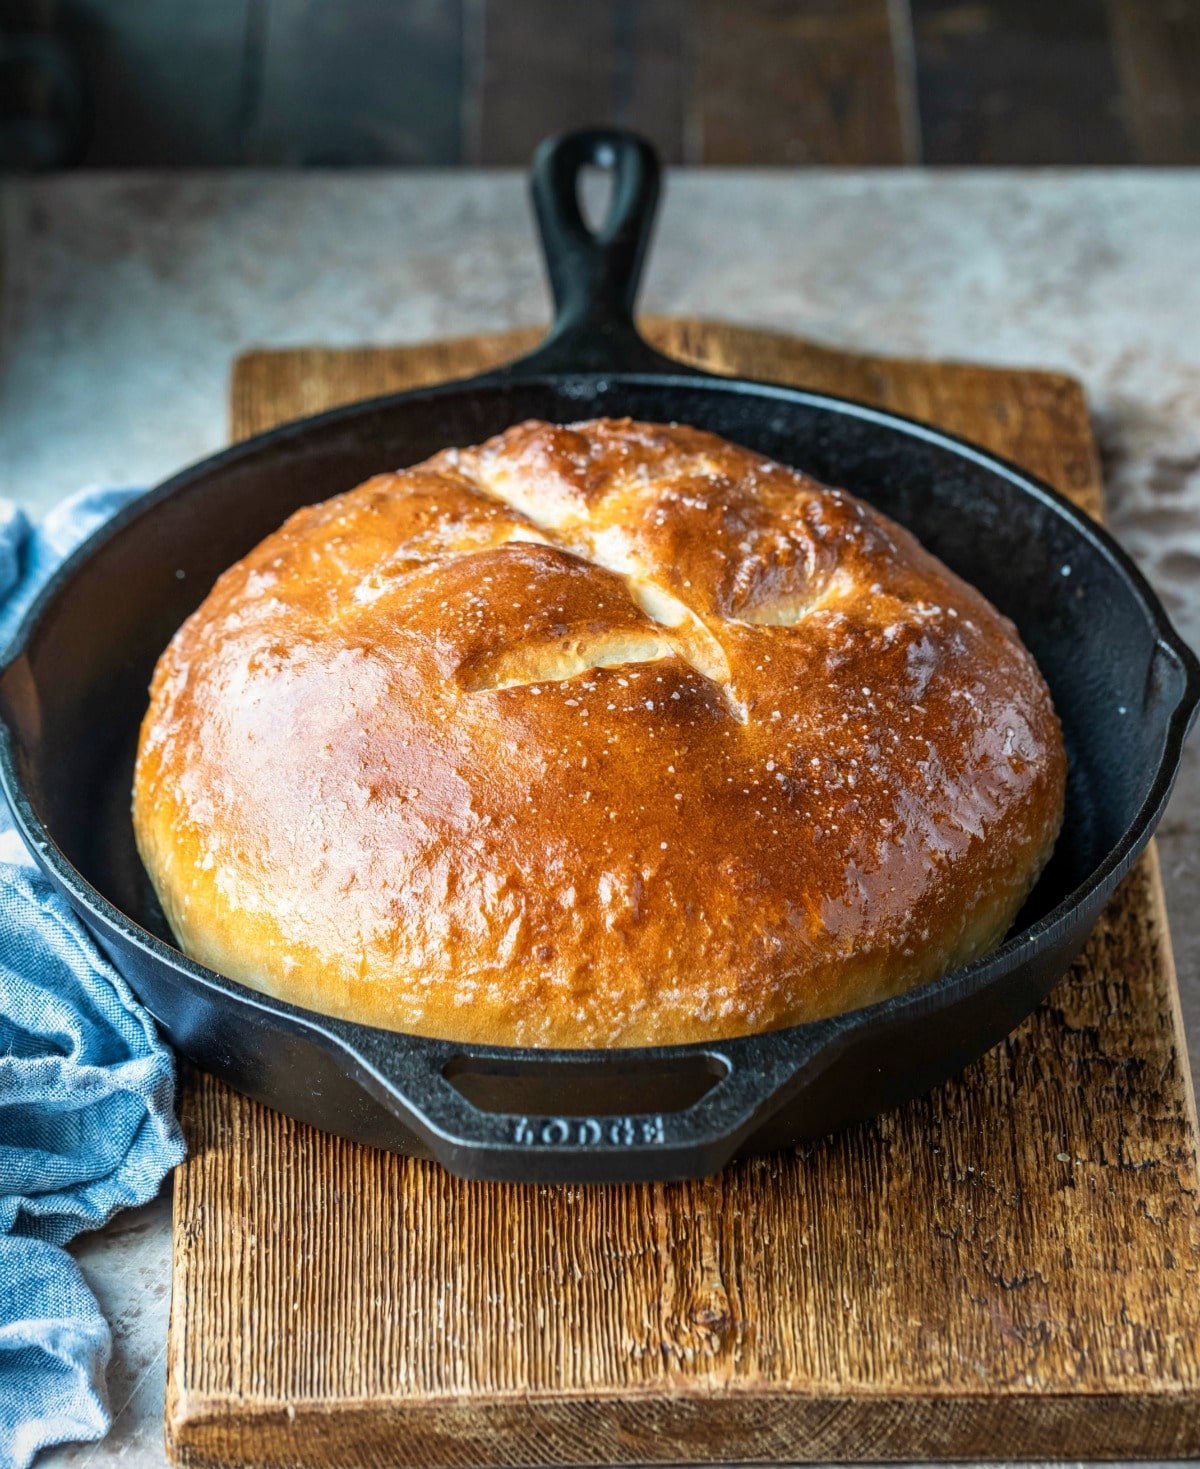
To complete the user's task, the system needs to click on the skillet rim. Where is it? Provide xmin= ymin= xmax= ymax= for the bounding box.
xmin=0 ymin=363 xmax=1197 ymax=1069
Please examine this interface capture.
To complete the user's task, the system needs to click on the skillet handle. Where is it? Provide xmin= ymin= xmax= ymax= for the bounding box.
xmin=320 ymin=1021 xmax=835 ymax=1184
xmin=504 ymin=127 xmax=690 ymax=379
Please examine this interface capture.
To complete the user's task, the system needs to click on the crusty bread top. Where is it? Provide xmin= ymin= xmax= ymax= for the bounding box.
xmin=134 ymin=418 xmax=1066 ymax=1047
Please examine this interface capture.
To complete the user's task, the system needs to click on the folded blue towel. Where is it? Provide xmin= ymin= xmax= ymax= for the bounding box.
xmin=0 ymin=489 xmax=186 ymax=1469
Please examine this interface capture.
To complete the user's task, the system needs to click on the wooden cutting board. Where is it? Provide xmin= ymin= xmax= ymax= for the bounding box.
xmin=166 ymin=320 xmax=1200 ymax=1466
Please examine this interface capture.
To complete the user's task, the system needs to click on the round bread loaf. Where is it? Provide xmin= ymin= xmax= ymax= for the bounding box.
xmin=134 ymin=419 xmax=1066 ymax=1048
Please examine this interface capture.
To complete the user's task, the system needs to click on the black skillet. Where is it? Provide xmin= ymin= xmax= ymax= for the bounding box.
xmin=1 ymin=130 xmax=1196 ymax=1184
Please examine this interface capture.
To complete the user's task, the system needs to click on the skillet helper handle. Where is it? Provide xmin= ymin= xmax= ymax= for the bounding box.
xmin=508 ymin=127 xmax=684 ymax=378
xmin=323 ymin=1023 xmax=826 ymax=1184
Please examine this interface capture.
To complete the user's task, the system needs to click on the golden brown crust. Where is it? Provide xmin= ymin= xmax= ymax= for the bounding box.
xmin=133 ymin=419 xmax=1067 ymax=1047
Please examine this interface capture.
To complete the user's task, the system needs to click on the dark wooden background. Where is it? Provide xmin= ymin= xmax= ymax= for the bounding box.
xmin=3 ymin=0 xmax=1199 ymax=168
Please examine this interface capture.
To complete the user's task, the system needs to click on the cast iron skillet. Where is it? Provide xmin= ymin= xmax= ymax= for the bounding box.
xmin=1 ymin=130 xmax=1197 ymax=1183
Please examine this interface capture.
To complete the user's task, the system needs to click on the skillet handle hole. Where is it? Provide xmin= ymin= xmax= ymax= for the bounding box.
xmin=576 ymin=161 xmax=616 ymax=237
xmin=441 ymin=1051 xmax=729 ymax=1119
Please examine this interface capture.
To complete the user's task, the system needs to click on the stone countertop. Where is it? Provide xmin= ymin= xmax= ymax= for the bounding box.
xmin=3 ymin=169 xmax=1198 ymax=1469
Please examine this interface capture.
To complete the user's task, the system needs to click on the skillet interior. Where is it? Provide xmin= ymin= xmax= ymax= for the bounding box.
xmin=4 ymin=373 xmax=1179 ymax=963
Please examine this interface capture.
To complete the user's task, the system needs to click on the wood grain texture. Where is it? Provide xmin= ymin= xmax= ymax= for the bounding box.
xmin=910 ymin=0 xmax=1133 ymax=165
xmin=691 ymin=0 xmax=908 ymax=164
xmin=468 ymin=0 xmax=689 ymax=166
xmin=251 ymin=0 xmax=462 ymax=165
xmin=1104 ymin=0 xmax=1200 ymax=165
xmin=73 ymin=0 xmax=255 ymax=167
xmin=168 ymin=320 xmax=1200 ymax=1466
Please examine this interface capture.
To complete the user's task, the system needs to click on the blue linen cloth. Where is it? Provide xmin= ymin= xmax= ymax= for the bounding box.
xmin=0 ymin=488 xmax=186 ymax=1469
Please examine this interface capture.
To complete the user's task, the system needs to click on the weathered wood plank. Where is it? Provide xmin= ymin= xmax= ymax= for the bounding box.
xmin=691 ymin=0 xmax=908 ymax=164
xmin=910 ymin=0 xmax=1133 ymax=164
xmin=468 ymin=0 xmax=688 ymax=165
xmin=1105 ymin=0 xmax=1200 ymax=164
xmin=72 ymin=0 xmax=253 ymax=166
xmin=251 ymin=0 xmax=462 ymax=164
xmin=615 ymin=0 xmax=690 ymax=164
xmin=468 ymin=0 xmax=612 ymax=166
xmin=168 ymin=320 xmax=1200 ymax=1466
